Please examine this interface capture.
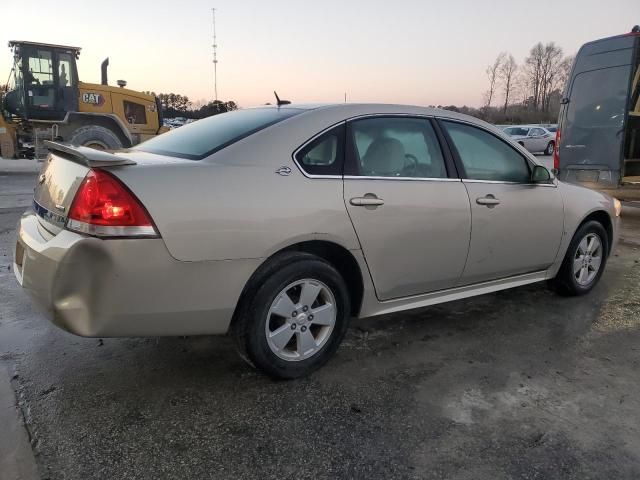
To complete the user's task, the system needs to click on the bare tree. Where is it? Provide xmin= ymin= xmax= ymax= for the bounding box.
xmin=499 ymin=54 xmax=517 ymax=113
xmin=556 ymin=55 xmax=574 ymax=95
xmin=540 ymin=42 xmax=563 ymax=111
xmin=523 ymin=42 xmax=566 ymax=112
xmin=524 ymin=42 xmax=545 ymax=110
xmin=484 ymin=52 xmax=506 ymax=108
xmin=512 ymin=71 xmax=527 ymax=106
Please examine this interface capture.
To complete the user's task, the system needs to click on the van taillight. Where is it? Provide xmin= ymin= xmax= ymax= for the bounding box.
xmin=553 ymin=129 xmax=561 ymax=170
xmin=66 ymin=169 xmax=159 ymax=238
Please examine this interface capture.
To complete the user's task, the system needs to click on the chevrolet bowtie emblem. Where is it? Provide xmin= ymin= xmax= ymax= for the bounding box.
xmin=275 ymin=166 xmax=292 ymax=176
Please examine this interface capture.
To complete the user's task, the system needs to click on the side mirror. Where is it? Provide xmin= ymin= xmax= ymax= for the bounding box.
xmin=532 ymin=165 xmax=551 ymax=183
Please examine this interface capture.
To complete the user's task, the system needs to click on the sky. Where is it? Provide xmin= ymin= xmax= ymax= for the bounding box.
xmin=1 ymin=0 xmax=636 ymax=108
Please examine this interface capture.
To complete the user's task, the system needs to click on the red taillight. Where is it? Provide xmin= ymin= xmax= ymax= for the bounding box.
xmin=66 ymin=169 xmax=158 ymax=237
xmin=553 ymin=129 xmax=561 ymax=170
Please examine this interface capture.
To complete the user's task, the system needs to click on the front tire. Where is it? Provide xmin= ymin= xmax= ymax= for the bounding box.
xmin=545 ymin=141 xmax=555 ymax=156
xmin=232 ymin=252 xmax=351 ymax=379
xmin=549 ymin=220 xmax=608 ymax=296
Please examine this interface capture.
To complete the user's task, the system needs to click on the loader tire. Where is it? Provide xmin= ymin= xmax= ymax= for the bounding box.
xmin=69 ymin=125 xmax=123 ymax=150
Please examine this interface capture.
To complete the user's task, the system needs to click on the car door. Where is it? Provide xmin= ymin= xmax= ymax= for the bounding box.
xmin=343 ymin=116 xmax=471 ymax=300
xmin=527 ymin=127 xmax=548 ymax=152
xmin=439 ymin=119 xmax=564 ymax=286
xmin=520 ymin=127 xmax=536 ymax=151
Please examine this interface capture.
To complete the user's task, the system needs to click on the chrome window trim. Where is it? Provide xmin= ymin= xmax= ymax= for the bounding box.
xmin=292 ymin=112 xmax=549 ymax=181
xmin=462 ymin=179 xmax=557 ymax=188
xmin=344 ymin=175 xmax=460 ymax=182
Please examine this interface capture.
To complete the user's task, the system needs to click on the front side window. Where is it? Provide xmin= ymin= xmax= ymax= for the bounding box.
xmin=529 ymin=128 xmax=545 ymax=136
xmin=24 ymin=50 xmax=55 ymax=110
xmin=442 ymin=121 xmax=531 ymax=183
xmin=347 ymin=117 xmax=447 ymax=178
xmin=295 ymin=125 xmax=344 ymax=176
xmin=134 ymin=107 xmax=302 ymax=160
xmin=26 ymin=50 xmax=53 ymax=85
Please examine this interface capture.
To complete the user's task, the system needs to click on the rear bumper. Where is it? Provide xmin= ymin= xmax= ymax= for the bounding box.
xmin=14 ymin=212 xmax=260 ymax=337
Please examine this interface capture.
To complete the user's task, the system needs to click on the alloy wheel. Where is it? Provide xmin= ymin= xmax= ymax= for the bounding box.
xmin=573 ymin=233 xmax=602 ymax=286
xmin=546 ymin=142 xmax=554 ymax=155
xmin=265 ymin=279 xmax=336 ymax=361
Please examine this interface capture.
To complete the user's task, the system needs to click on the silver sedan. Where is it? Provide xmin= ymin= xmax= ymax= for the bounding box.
xmin=14 ymin=104 xmax=621 ymax=378
xmin=503 ymin=125 xmax=557 ymax=155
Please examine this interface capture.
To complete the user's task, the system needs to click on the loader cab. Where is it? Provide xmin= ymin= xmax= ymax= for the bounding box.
xmin=6 ymin=41 xmax=80 ymax=121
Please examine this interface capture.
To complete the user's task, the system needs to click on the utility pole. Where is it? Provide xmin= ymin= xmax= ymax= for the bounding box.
xmin=212 ymin=7 xmax=219 ymax=104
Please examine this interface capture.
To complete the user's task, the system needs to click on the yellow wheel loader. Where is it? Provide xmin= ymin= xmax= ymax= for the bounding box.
xmin=0 ymin=41 xmax=167 ymax=158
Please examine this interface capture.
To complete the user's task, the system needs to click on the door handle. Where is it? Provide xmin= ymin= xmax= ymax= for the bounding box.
xmin=476 ymin=195 xmax=500 ymax=207
xmin=350 ymin=196 xmax=384 ymax=207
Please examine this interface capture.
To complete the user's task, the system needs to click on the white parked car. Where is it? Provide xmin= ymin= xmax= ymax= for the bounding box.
xmin=502 ymin=125 xmax=556 ymax=155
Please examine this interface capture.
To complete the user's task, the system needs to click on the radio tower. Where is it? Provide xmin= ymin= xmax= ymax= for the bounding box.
xmin=212 ymin=7 xmax=219 ymax=103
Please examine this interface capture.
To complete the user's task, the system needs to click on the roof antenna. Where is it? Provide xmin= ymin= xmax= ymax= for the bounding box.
xmin=274 ymin=91 xmax=291 ymax=106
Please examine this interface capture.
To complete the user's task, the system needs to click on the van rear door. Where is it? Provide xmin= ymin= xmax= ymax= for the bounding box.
xmin=558 ymin=34 xmax=637 ymax=186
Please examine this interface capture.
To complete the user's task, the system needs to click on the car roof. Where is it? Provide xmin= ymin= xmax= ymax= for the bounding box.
xmin=253 ymin=103 xmax=499 ymax=131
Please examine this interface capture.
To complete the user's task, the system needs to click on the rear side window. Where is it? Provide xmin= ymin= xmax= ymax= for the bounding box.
xmin=295 ymin=125 xmax=344 ymax=176
xmin=134 ymin=108 xmax=302 ymax=159
xmin=504 ymin=127 xmax=529 ymax=136
xmin=442 ymin=121 xmax=531 ymax=183
xmin=346 ymin=117 xmax=447 ymax=178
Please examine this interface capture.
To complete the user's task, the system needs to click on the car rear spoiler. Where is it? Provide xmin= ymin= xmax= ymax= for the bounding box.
xmin=44 ymin=141 xmax=136 ymax=167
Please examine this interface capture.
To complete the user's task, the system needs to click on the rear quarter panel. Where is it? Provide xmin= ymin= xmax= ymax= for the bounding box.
xmin=110 ymin=111 xmax=362 ymax=262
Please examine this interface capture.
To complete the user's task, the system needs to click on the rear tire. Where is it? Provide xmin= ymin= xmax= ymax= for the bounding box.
xmin=69 ymin=125 xmax=123 ymax=150
xmin=545 ymin=141 xmax=555 ymax=156
xmin=231 ymin=252 xmax=351 ymax=379
xmin=549 ymin=220 xmax=608 ymax=296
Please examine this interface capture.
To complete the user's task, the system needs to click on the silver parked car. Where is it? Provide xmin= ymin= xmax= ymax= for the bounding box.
xmin=14 ymin=104 xmax=621 ymax=378
xmin=503 ymin=125 xmax=556 ymax=155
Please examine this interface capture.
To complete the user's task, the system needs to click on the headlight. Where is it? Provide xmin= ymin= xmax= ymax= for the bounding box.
xmin=613 ymin=198 xmax=622 ymax=217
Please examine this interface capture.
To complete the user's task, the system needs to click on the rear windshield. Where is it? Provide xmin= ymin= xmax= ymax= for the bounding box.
xmin=134 ymin=108 xmax=302 ymax=159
